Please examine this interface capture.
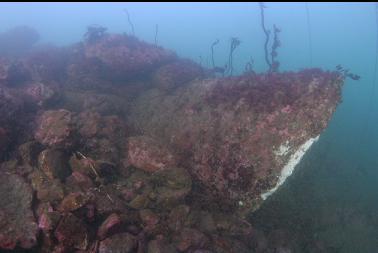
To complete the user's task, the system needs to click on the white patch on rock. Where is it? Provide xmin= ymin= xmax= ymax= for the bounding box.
xmin=261 ymin=135 xmax=319 ymax=200
xmin=274 ymin=141 xmax=290 ymax=156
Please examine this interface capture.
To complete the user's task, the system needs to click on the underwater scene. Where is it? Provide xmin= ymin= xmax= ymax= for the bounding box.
xmin=0 ymin=2 xmax=377 ymax=253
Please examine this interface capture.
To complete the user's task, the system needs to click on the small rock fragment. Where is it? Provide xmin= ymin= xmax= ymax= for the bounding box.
xmin=97 ymin=213 xmax=122 ymax=240
xmin=58 ymin=192 xmax=89 ymax=212
xmin=38 ymin=149 xmax=71 ymax=181
xmin=0 ymin=172 xmax=38 ymax=250
xmin=99 ymin=232 xmax=137 ymax=253
xmin=54 ymin=213 xmax=88 ymax=250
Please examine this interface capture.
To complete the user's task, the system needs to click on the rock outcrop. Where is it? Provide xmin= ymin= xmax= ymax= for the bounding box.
xmin=0 ymin=27 xmax=346 ymax=252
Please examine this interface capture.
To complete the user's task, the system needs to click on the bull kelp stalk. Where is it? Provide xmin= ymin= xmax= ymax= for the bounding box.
xmin=154 ymin=24 xmax=159 ymax=45
xmin=271 ymin=25 xmax=281 ymax=72
xmin=245 ymin=57 xmax=255 ymax=74
xmin=211 ymin=39 xmax=220 ymax=68
xmin=259 ymin=2 xmax=281 ymax=73
xmin=259 ymin=2 xmax=272 ymax=71
xmin=124 ymin=8 xmax=135 ymax=36
xmin=226 ymin=37 xmax=241 ymax=76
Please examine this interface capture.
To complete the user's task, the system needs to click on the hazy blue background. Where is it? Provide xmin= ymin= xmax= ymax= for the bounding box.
xmin=1 ymin=2 xmax=377 ymax=252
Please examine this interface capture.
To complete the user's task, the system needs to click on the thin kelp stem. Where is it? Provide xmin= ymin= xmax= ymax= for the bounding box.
xmin=211 ymin=39 xmax=219 ymax=68
xmin=259 ymin=2 xmax=272 ymax=71
xmin=244 ymin=57 xmax=255 ymax=74
xmin=305 ymin=2 xmax=313 ymax=66
xmin=270 ymin=25 xmax=281 ymax=72
xmin=154 ymin=24 xmax=158 ymax=45
xmin=226 ymin=37 xmax=241 ymax=76
xmin=124 ymin=8 xmax=135 ymax=36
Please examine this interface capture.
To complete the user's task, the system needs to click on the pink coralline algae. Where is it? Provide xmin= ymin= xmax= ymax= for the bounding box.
xmin=34 ymin=109 xmax=76 ymax=148
xmin=0 ymin=28 xmax=347 ymax=253
xmin=127 ymin=135 xmax=177 ymax=172
xmin=129 ymin=68 xmax=344 ymax=215
xmin=84 ymin=34 xmax=176 ymax=80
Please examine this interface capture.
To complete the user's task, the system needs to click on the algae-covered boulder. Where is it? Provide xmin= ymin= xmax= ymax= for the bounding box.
xmin=0 ymin=171 xmax=38 ymax=250
xmin=0 ymin=26 xmax=348 ymax=253
xmin=127 ymin=135 xmax=177 ymax=173
xmin=98 ymin=232 xmax=137 ymax=253
xmin=38 ymin=149 xmax=71 ymax=181
xmin=129 ymin=69 xmax=344 ymax=215
xmin=34 ymin=109 xmax=76 ymax=149
xmin=30 ymin=169 xmax=65 ymax=203
xmin=54 ymin=213 xmax=89 ymax=251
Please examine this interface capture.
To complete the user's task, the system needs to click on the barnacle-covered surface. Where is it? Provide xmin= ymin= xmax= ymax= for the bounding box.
xmin=0 ymin=29 xmax=344 ymax=252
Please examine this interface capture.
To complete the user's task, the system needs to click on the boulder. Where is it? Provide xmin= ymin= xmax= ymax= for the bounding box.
xmin=30 ymin=169 xmax=65 ymax=203
xmin=18 ymin=141 xmax=43 ymax=166
xmin=127 ymin=136 xmax=177 ymax=173
xmin=34 ymin=109 xmax=76 ymax=149
xmin=0 ymin=172 xmax=38 ymax=250
xmin=54 ymin=213 xmax=89 ymax=251
xmin=38 ymin=149 xmax=71 ymax=181
xmin=97 ymin=213 xmax=122 ymax=240
xmin=129 ymin=69 xmax=344 ymax=214
xmin=98 ymin=232 xmax=137 ymax=253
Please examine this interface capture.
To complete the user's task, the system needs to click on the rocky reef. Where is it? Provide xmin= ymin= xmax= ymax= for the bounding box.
xmin=0 ymin=27 xmax=345 ymax=252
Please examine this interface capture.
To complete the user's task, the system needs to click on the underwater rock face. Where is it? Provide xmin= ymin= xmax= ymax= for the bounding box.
xmin=0 ymin=87 xmax=24 ymax=126
xmin=0 ymin=29 xmax=346 ymax=252
xmin=77 ymin=111 xmax=127 ymax=163
xmin=129 ymin=69 xmax=343 ymax=214
xmin=0 ymin=60 xmax=30 ymax=87
xmin=127 ymin=136 xmax=177 ymax=172
xmin=84 ymin=34 xmax=176 ymax=80
xmin=24 ymin=82 xmax=59 ymax=106
xmin=0 ymin=172 xmax=38 ymax=250
xmin=152 ymin=59 xmax=204 ymax=91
